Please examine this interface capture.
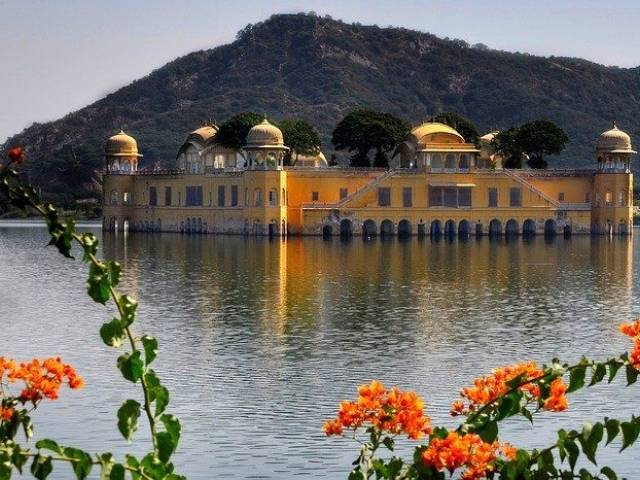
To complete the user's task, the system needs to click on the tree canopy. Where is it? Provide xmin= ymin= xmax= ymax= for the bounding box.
xmin=492 ymin=120 xmax=568 ymax=169
xmin=332 ymin=109 xmax=409 ymax=168
xmin=278 ymin=118 xmax=321 ymax=165
xmin=215 ymin=112 xmax=263 ymax=150
xmin=492 ymin=128 xmax=523 ymax=169
xmin=515 ymin=120 xmax=569 ymax=169
xmin=429 ymin=112 xmax=480 ymax=145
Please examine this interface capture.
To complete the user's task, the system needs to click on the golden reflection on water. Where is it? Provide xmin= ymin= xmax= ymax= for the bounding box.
xmin=102 ymin=233 xmax=635 ymax=338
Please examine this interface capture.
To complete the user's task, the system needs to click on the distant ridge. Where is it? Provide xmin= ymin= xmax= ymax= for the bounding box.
xmin=3 ymin=13 xmax=640 ymax=201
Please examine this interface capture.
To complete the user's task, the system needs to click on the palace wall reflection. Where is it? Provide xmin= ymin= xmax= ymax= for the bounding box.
xmin=101 ymin=233 xmax=634 ymax=356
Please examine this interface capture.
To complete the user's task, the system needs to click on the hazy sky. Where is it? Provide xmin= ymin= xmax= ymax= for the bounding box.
xmin=1 ymin=0 xmax=639 ymax=143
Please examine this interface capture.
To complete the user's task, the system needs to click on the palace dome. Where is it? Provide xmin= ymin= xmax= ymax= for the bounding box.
xmin=105 ymin=130 xmax=142 ymax=157
xmin=411 ymin=122 xmax=465 ymax=143
xmin=246 ymin=119 xmax=285 ymax=147
xmin=480 ymin=131 xmax=499 ymax=143
xmin=597 ymin=122 xmax=634 ymax=153
xmin=190 ymin=124 xmax=218 ymax=142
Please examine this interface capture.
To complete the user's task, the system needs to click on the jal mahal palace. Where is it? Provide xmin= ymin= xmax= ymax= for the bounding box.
xmin=102 ymin=119 xmax=636 ymax=237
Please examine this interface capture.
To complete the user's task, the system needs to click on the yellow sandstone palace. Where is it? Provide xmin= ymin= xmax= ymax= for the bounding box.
xmin=102 ymin=120 xmax=635 ymax=237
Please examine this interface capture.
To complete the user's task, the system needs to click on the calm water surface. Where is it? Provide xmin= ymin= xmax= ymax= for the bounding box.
xmin=1 ymin=222 xmax=639 ymax=478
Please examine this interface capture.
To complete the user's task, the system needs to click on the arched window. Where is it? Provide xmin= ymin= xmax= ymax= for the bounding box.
xmin=459 ymin=154 xmax=469 ymax=170
xmin=123 ymin=192 xmax=131 ymax=205
xmin=110 ymin=190 xmax=118 ymax=205
xmin=269 ymin=188 xmax=278 ymax=206
xmin=254 ymin=188 xmax=263 ymax=206
xmin=619 ymin=190 xmax=627 ymax=206
xmin=445 ymin=154 xmax=456 ymax=169
xmin=431 ymin=154 xmax=443 ymax=169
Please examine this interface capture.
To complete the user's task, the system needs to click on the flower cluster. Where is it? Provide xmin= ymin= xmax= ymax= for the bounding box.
xmin=0 ymin=356 xmax=83 ymax=406
xmin=422 ymin=432 xmax=516 ymax=480
xmin=7 ymin=146 xmax=24 ymax=164
xmin=323 ymin=380 xmax=432 ymax=440
xmin=452 ymin=361 xmax=569 ymax=414
xmin=620 ymin=319 xmax=640 ymax=368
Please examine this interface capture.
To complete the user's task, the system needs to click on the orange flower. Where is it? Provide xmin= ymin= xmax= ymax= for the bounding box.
xmin=543 ymin=378 xmax=569 ymax=412
xmin=323 ymin=380 xmax=432 ymax=440
xmin=0 ymin=407 xmax=14 ymax=421
xmin=620 ymin=320 xmax=640 ymax=339
xmin=454 ymin=361 xmax=568 ymax=414
xmin=0 ymin=356 xmax=83 ymax=404
xmin=421 ymin=432 xmax=516 ymax=479
xmin=501 ymin=442 xmax=517 ymax=460
xmin=451 ymin=400 xmax=466 ymax=416
xmin=7 ymin=147 xmax=24 ymax=164
xmin=620 ymin=320 xmax=640 ymax=369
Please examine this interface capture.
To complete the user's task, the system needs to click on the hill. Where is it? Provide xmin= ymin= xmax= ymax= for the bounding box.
xmin=3 ymin=13 xmax=640 ymax=204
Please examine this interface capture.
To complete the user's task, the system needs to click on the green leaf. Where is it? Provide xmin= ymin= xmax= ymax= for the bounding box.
xmin=497 ymin=393 xmax=520 ymax=421
xmin=106 ymin=261 xmax=122 ymax=288
xmin=124 ymin=456 xmax=140 ymax=480
xmin=117 ymin=399 xmax=141 ymax=441
xmin=30 ymin=455 xmax=52 ymax=480
xmin=579 ymin=469 xmax=593 ymax=480
xmin=100 ymin=318 xmax=125 ymax=348
xmin=98 ymin=453 xmax=114 ymax=480
xmin=625 ymin=364 xmax=639 ymax=386
xmin=161 ymin=415 xmax=181 ymax=445
xmin=156 ymin=431 xmax=176 ymax=463
xmin=565 ymin=438 xmax=579 ymax=470
xmin=35 ymin=439 xmax=62 ymax=455
xmin=145 ymin=370 xmax=170 ymax=416
xmin=87 ymin=262 xmax=111 ymax=304
xmin=620 ymin=421 xmax=640 ymax=451
xmin=578 ymin=422 xmax=603 ymax=465
xmin=118 ymin=295 xmax=138 ymax=327
xmin=477 ymin=420 xmax=499 ymax=443
xmin=139 ymin=453 xmax=166 ymax=478
xmin=141 ymin=336 xmax=158 ymax=365
xmin=520 ymin=406 xmax=533 ymax=424
xmin=600 ymin=466 xmax=618 ymax=480
xmin=117 ymin=351 xmax=144 ymax=383
xmin=109 ymin=464 xmax=125 ymax=480
xmin=382 ymin=436 xmax=394 ymax=451
xmin=608 ymin=362 xmax=623 ymax=383
xmin=605 ymin=418 xmax=620 ymax=446
xmin=0 ymin=460 xmax=12 ymax=480
xmin=568 ymin=366 xmax=587 ymax=393
xmin=11 ymin=448 xmax=28 ymax=473
xmin=21 ymin=414 xmax=33 ymax=440
xmin=589 ymin=363 xmax=607 ymax=386
xmin=557 ymin=429 xmax=567 ymax=462
xmin=348 ymin=470 xmax=365 ymax=480
xmin=62 ymin=447 xmax=92 ymax=480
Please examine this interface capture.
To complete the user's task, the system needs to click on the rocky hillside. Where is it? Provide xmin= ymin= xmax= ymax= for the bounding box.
xmin=3 ymin=13 xmax=640 ymax=203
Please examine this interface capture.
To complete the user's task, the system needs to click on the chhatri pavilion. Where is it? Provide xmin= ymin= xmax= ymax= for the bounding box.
xmin=102 ymin=120 xmax=635 ymax=236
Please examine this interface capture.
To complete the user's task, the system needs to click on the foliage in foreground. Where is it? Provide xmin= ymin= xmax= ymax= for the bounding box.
xmin=324 ymin=323 xmax=640 ymax=479
xmin=0 ymin=146 xmax=183 ymax=479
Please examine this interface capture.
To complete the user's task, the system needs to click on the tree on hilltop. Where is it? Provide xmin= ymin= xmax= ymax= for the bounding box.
xmin=332 ymin=109 xmax=409 ymax=168
xmin=492 ymin=128 xmax=523 ymax=169
xmin=516 ymin=120 xmax=569 ymax=169
xmin=215 ymin=112 xmax=263 ymax=150
xmin=278 ymin=118 xmax=321 ymax=165
xmin=429 ymin=112 xmax=480 ymax=145
xmin=492 ymin=120 xmax=568 ymax=169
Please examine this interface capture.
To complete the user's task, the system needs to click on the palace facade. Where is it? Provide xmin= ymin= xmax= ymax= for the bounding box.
xmin=102 ymin=120 xmax=636 ymax=237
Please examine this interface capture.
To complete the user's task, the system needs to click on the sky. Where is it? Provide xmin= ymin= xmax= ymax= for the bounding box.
xmin=1 ymin=0 xmax=639 ymax=144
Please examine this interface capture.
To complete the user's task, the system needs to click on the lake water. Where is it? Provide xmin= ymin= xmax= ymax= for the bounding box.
xmin=1 ymin=222 xmax=639 ymax=478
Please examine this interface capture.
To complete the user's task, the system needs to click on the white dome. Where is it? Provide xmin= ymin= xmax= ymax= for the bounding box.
xmin=597 ymin=122 xmax=634 ymax=153
xmin=246 ymin=119 xmax=284 ymax=147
